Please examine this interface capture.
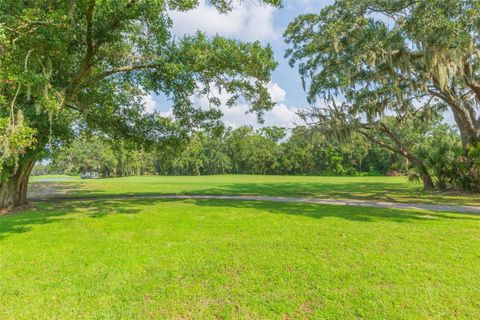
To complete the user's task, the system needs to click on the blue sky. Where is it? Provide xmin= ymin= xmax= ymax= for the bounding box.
xmin=143 ymin=0 xmax=456 ymax=127
xmin=270 ymin=1 xmax=334 ymax=107
xmin=145 ymin=0 xmax=335 ymax=128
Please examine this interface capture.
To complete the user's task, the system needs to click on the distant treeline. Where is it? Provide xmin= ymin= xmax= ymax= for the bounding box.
xmin=37 ymin=126 xmax=408 ymax=178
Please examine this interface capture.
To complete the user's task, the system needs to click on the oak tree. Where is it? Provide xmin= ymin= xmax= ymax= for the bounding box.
xmin=0 ymin=0 xmax=280 ymax=209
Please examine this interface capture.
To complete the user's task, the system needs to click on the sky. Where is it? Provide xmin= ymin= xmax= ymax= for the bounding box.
xmin=143 ymin=0 xmax=335 ymax=129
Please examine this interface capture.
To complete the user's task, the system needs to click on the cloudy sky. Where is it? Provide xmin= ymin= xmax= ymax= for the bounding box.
xmin=144 ymin=0 xmax=335 ymax=129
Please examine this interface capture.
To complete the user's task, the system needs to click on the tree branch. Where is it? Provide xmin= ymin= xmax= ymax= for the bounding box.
xmin=66 ymin=0 xmax=96 ymax=102
xmin=81 ymin=63 xmax=161 ymax=88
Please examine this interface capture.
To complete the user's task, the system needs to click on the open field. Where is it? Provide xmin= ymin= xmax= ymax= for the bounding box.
xmin=31 ymin=175 xmax=81 ymax=180
xmin=1 ymin=175 xmax=477 ymax=318
xmin=30 ymin=175 xmax=480 ymax=206
xmin=1 ymin=198 xmax=480 ymax=319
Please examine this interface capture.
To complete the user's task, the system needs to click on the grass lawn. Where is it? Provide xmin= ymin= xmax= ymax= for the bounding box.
xmin=29 ymin=175 xmax=480 ymax=206
xmin=30 ymin=174 xmax=80 ymax=180
xmin=1 ymin=199 xmax=480 ymax=319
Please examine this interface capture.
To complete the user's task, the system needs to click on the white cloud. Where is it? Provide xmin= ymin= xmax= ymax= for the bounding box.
xmin=141 ymin=93 xmax=157 ymax=114
xmin=159 ymin=103 xmax=299 ymax=128
xmin=161 ymin=82 xmax=299 ymax=128
xmin=221 ymin=103 xmax=300 ymax=129
xmin=159 ymin=108 xmax=173 ymax=118
xmin=268 ymin=82 xmax=286 ymax=103
xmin=169 ymin=1 xmax=278 ymax=42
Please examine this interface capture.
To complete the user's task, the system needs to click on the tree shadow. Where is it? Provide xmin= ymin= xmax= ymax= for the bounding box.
xmin=28 ymin=179 xmax=480 ymax=206
xmin=192 ymin=181 xmax=413 ymax=198
xmin=2 ymin=197 xmax=477 ymax=242
xmin=185 ymin=198 xmax=479 ymax=223
xmin=0 ymin=199 xmax=145 ymax=240
xmin=0 ymin=205 xmax=72 ymax=241
xmin=178 ymin=182 xmax=479 ymax=206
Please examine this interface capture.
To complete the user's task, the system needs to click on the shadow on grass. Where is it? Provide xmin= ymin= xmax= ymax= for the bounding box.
xmin=0 ymin=208 xmax=71 ymax=241
xmin=1 ymin=198 xmax=477 ymax=241
xmin=29 ymin=179 xmax=480 ymax=206
xmin=186 ymin=198 xmax=478 ymax=223
xmin=194 ymin=182 xmax=416 ymax=201
xmin=195 ymin=182 xmax=480 ymax=206
xmin=0 ymin=199 xmax=144 ymax=240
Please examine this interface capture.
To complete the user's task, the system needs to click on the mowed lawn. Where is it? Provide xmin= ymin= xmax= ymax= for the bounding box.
xmin=1 ymin=198 xmax=480 ymax=319
xmin=30 ymin=175 xmax=480 ymax=206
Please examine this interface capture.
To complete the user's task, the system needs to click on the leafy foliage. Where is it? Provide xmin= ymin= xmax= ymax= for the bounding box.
xmin=284 ymin=0 xmax=480 ymax=191
xmin=0 ymin=113 xmax=36 ymax=181
xmin=50 ymin=125 xmax=406 ymax=177
xmin=0 ymin=0 xmax=280 ymax=207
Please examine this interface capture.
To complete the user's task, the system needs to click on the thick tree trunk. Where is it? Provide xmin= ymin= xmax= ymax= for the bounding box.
xmin=407 ymin=156 xmax=435 ymax=191
xmin=0 ymin=158 xmax=35 ymax=210
xmin=420 ymin=172 xmax=435 ymax=191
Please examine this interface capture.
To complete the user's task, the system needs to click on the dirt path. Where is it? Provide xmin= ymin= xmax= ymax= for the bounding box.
xmin=30 ymin=194 xmax=480 ymax=213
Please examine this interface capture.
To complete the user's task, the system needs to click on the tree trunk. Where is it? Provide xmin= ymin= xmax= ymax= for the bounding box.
xmin=0 ymin=158 xmax=35 ymax=210
xmin=420 ymin=172 xmax=435 ymax=191
xmin=407 ymin=156 xmax=435 ymax=191
xmin=360 ymin=130 xmax=436 ymax=190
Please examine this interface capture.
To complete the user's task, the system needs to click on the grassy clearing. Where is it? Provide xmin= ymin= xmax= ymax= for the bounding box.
xmin=29 ymin=175 xmax=480 ymax=206
xmin=30 ymin=174 xmax=80 ymax=180
xmin=1 ymin=199 xmax=479 ymax=318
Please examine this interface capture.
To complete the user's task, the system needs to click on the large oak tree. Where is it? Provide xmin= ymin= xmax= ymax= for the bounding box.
xmin=285 ymin=0 xmax=480 ymax=191
xmin=0 ymin=0 xmax=281 ymax=209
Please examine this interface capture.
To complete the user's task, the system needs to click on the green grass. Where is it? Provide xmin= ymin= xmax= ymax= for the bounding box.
xmin=30 ymin=174 xmax=80 ymax=180
xmin=29 ymin=175 xmax=480 ymax=206
xmin=1 ymin=199 xmax=480 ymax=318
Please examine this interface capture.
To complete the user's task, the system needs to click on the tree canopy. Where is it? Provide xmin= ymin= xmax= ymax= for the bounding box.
xmin=50 ymin=124 xmax=416 ymax=177
xmin=285 ymin=0 xmax=480 ymax=190
xmin=0 ymin=0 xmax=280 ymax=209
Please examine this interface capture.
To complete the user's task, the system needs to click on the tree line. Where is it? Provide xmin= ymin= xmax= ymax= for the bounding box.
xmin=41 ymin=117 xmax=460 ymax=182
